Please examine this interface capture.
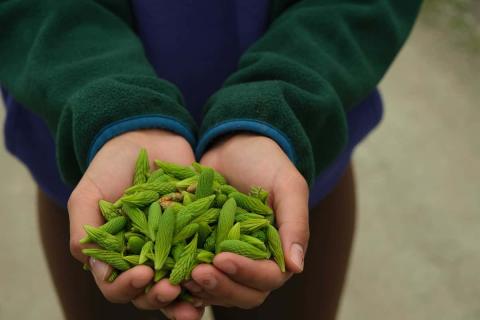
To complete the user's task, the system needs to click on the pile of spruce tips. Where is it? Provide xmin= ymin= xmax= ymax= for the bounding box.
xmin=81 ymin=149 xmax=285 ymax=297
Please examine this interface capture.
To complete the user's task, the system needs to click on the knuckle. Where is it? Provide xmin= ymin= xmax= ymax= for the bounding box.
xmin=296 ymin=176 xmax=309 ymax=194
xmin=69 ymin=238 xmax=82 ymax=260
xmin=295 ymin=219 xmax=308 ymax=232
xmin=287 ymin=170 xmax=308 ymax=192
xmin=288 ymin=221 xmax=309 ymax=247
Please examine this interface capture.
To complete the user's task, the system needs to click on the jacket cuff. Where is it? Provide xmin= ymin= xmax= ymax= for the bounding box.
xmin=88 ymin=115 xmax=197 ymax=163
xmin=196 ymin=119 xmax=297 ymax=165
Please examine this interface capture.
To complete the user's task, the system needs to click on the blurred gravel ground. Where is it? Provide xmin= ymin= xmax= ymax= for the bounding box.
xmin=339 ymin=3 xmax=480 ymax=319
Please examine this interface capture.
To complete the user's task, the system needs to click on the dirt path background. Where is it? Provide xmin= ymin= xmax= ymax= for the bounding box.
xmin=339 ymin=3 xmax=480 ymax=319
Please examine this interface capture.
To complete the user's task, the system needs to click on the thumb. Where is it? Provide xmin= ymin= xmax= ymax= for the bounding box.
xmin=273 ymin=175 xmax=310 ymax=273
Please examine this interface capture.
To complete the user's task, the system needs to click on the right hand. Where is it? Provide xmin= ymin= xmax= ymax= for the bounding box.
xmin=68 ymin=129 xmax=204 ymax=320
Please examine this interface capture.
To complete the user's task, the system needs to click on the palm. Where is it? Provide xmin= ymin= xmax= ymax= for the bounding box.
xmin=82 ymin=130 xmax=194 ymax=208
xmin=69 ymin=130 xmax=195 ymax=258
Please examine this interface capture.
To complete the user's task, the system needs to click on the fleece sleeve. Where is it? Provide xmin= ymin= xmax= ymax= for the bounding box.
xmin=0 ymin=0 xmax=196 ymax=185
xmin=197 ymin=0 xmax=422 ymax=185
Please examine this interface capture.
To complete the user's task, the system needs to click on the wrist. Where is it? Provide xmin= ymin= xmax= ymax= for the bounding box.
xmin=87 ymin=115 xmax=197 ymax=167
xmin=208 ymin=132 xmax=272 ymax=149
xmin=196 ymin=120 xmax=297 ymax=172
xmin=93 ymin=129 xmax=194 ymax=166
xmin=107 ymin=129 xmax=191 ymax=149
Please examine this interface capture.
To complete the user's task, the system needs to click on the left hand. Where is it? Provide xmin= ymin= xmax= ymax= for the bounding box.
xmin=185 ymin=133 xmax=310 ymax=308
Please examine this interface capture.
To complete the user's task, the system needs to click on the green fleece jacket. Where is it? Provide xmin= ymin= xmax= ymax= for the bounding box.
xmin=0 ymin=0 xmax=421 ymax=186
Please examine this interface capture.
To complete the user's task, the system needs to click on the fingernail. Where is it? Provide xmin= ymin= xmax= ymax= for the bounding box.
xmin=157 ymin=295 xmax=168 ymax=303
xmin=221 ymin=260 xmax=237 ymax=275
xmin=89 ymin=258 xmax=109 ymax=282
xmin=184 ymin=281 xmax=202 ymax=293
xmin=200 ymin=274 xmax=217 ymax=290
xmin=290 ymin=243 xmax=304 ymax=272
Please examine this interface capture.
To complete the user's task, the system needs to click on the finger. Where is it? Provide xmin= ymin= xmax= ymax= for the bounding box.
xmin=90 ymin=263 xmax=153 ymax=303
xmin=213 ymin=252 xmax=292 ymax=291
xmin=273 ymin=173 xmax=310 ymax=273
xmin=183 ymin=280 xmax=204 ymax=295
xmin=132 ymin=279 xmax=181 ymax=309
xmin=191 ymin=264 xmax=268 ymax=309
xmin=162 ymin=301 xmax=205 ymax=320
xmin=68 ymin=177 xmax=106 ymax=263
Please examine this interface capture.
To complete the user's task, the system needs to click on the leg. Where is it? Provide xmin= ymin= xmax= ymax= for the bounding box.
xmin=213 ymin=163 xmax=356 ymax=320
xmin=37 ymin=189 xmax=165 ymax=320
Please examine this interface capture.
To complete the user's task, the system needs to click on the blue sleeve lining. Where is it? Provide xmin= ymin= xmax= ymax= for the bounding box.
xmin=87 ymin=115 xmax=196 ymax=163
xmin=195 ymin=119 xmax=298 ymax=164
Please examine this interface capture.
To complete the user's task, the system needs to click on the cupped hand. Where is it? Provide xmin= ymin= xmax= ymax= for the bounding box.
xmin=190 ymin=133 xmax=310 ymax=308
xmin=68 ymin=129 xmax=204 ymax=320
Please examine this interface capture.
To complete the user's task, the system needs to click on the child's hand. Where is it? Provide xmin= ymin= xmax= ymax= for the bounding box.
xmin=68 ymin=129 xmax=204 ymax=320
xmin=189 ymin=133 xmax=309 ymax=308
